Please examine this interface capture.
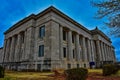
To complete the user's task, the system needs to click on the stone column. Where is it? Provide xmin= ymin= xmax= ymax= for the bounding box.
xmin=96 ymin=40 xmax=102 ymax=61
xmin=75 ymin=33 xmax=80 ymax=61
xmin=82 ymin=36 xmax=87 ymax=62
xmin=109 ymin=46 xmax=112 ymax=61
xmin=59 ymin=26 xmax=63 ymax=60
xmin=111 ymin=47 xmax=113 ymax=61
xmin=100 ymin=42 xmax=103 ymax=61
xmin=90 ymin=40 xmax=95 ymax=61
xmin=2 ymin=39 xmax=7 ymax=64
xmin=105 ymin=44 xmax=108 ymax=61
xmin=87 ymin=39 xmax=92 ymax=62
xmin=103 ymin=43 xmax=106 ymax=61
xmin=25 ymin=27 xmax=34 ymax=61
xmin=101 ymin=42 xmax=105 ymax=61
xmin=107 ymin=46 xmax=110 ymax=61
xmin=15 ymin=34 xmax=21 ymax=62
xmin=5 ymin=38 xmax=10 ymax=62
xmin=9 ymin=36 xmax=15 ymax=62
xmin=79 ymin=36 xmax=83 ymax=61
xmin=68 ymin=30 xmax=73 ymax=61
xmin=23 ymin=31 xmax=27 ymax=60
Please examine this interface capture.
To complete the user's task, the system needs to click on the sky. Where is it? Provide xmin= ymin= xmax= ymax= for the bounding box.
xmin=0 ymin=0 xmax=120 ymax=61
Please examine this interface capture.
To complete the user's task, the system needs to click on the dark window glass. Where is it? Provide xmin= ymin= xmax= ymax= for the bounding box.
xmin=72 ymin=34 xmax=74 ymax=43
xmin=63 ymin=47 xmax=66 ymax=58
xmin=63 ymin=30 xmax=66 ymax=41
xmin=39 ymin=26 xmax=45 ymax=38
xmin=68 ymin=64 xmax=71 ymax=69
xmin=77 ymin=64 xmax=79 ymax=68
xmin=38 ymin=45 xmax=44 ymax=57
xmin=73 ymin=49 xmax=75 ymax=58
xmin=37 ymin=64 xmax=41 ymax=71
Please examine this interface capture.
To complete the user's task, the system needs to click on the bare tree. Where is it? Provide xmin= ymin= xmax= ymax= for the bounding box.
xmin=92 ymin=0 xmax=120 ymax=37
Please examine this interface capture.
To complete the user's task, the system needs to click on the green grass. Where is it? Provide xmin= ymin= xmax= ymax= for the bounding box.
xmin=0 ymin=71 xmax=54 ymax=80
xmin=88 ymin=69 xmax=102 ymax=73
xmin=0 ymin=69 xmax=120 ymax=80
xmin=111 ymin=70 xmax=120 ymax=77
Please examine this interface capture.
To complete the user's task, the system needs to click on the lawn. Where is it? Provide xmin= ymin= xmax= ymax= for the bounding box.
xmin=0 ymin=69 xmax=120 ymax=80
xmin=0 ymin=71 xmax=54 ymax=80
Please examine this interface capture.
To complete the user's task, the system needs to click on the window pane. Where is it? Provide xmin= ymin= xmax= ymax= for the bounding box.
xmin=63 ymin=47 xmax=66 ymax=58
xmin=39 ymin=26 xmax=45 ymax=38
xmin=73 ymin=49 xmax=75 ymax=58
xmin=63 ymin=30 xmax=66 ymax=41
xmin=39 ymin=45 xmax=44 ymax=57
xmin=72 ymin=34 xmax=74 ymax=43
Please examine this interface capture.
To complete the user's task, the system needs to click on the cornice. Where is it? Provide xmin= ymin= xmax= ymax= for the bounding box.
xmin=4 ymin=6 xmax=91 ymax=34
xmin=91 ymin=29 xmax=111 ymax=42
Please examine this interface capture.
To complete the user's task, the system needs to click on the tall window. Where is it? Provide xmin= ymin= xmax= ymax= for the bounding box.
xmin=63 ymin=30 xmax=67 ymax=41
xmin=63 ymin=47 xmax=66 ymax=58
xmin=72 ymin=34 xmax=75 ymax=43
xmin=38 ymin=45 xmax=44 ymax=57
xmin=73 ymin=49 xmax=75 ymax=59
xmin=39 ymin=25 xmax=45 ymax=38
xmin=68 ymin=64 xmax=71 ymax=69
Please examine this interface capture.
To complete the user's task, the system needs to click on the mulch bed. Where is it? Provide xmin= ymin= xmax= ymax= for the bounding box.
xmin=87 ymin=73 xmax=120 ymax=80
xmin=49 ymin=71 xmax=120 ymax=80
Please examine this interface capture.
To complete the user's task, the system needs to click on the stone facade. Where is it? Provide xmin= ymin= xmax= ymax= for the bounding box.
xmin=0 ymin=47 xmax=3 ymax=65
xmin=1 ymin=6 xmax=116 ymax=71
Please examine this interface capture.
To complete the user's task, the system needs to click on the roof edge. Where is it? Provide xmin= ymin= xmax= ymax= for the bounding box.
xmin=4 ymin=6 xmax=91 ymax=34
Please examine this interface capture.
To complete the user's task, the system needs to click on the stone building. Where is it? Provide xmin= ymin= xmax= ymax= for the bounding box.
xmin=1 ymin=6 xmax=116 ymax=71
xmin=0 ymin=47 xmax=3 ymax=66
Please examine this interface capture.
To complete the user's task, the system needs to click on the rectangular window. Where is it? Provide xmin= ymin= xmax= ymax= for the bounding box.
xmin=38 ymin=45 xmax=44 ymax=57
xmin=77 ymin=64 xmax=79 ymax=68
xmin=68 ymin=64 xmax=71 ymax=69
xmin=39 ymin=25 xmax=45 ymax=38
xmin=63 ymin=47 xmax=66 ymax=58
xmin=72 ymin=34 xmax=74 ymax=43
xmin=73 ymin=49 xmax=75 ymax=59
xmin=63 ymin=30 xmax=66 ymax=41
xmin=37 ymin=64 xmax=41 ymax=71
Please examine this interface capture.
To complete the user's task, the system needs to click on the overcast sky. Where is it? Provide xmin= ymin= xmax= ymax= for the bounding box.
xmin=0 ymin=0 xmax=120 ymax=61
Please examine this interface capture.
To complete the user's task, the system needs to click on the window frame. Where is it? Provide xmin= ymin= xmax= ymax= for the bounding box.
xmin=63 ymin=47 xmax=67 ymax=58
xmin=39 ymin=25 xmax=45 ymax=38
xmin=38 ymin=45 xmax=44 ymax=57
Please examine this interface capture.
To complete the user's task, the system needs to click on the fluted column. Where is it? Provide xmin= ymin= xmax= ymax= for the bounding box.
xmin=75 ymin=33 xmax=80 ymax=61
xmin=111 ymin=47 xmax=115 ymax=62
xmin=101 ymin=42 xmax=105 ymax=61
xmin=103 ymin=43 xmax=106 ymax=61
xmin=5 ymin=39 xmax=10 ymax=62
xmin=21 ymin=32 xmax=25 ymax=61
xmin=2 ymin=39 xmax=7 ymax=64
xmin=87 ymin=39 xmax=92 ymax=62
xmin=82 ymin=36 xmax=87 ymax=62
xmin=68 ymin=30 xmax=73 ymax=61
xmin=60 ymin=26 xmax=63 ymax=59
xmin=15 ymin=34 xmax=21 ymax=62
xmin=105 ymin=44 xmax=108 ymax=61
xmin=96 ymin=40 xmax=102 ymax=61
xmin=24 ymin=31 xmax=27 ymax=60
xmin=109 ymin=47 xmax=112 ymax=61
xmin=9 ymin=36 xmax=15 ymax=62
xmin=90 ymin=40 xmax=95 ymax=61
xmin=107 ymin=46 xmax=110 ymax=61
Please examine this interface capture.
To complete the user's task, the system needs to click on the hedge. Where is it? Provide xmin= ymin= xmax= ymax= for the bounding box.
xmin=103 ymin=64 xmax=119 ymax=76
xmin=0 ymin=66 xmax=4 ymax=78
xmin=65 ymin=68 xmax=88 ymax=80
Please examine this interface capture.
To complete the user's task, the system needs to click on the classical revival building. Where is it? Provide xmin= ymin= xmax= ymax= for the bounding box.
xmin=0 ymin=47 xmax=3 ymax=65
xmin=1 ymin=6 xmax=116 ymax=71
